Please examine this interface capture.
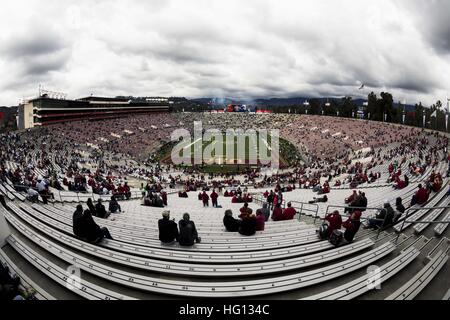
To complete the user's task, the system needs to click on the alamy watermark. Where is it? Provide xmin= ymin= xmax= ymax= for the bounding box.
xmin=66 ymin=265 xmax=82 ymax=291
xmin=366 ymin=265 xmax=382 ymax=290
xmin=170 ymin=121 xmax=280 ymax=170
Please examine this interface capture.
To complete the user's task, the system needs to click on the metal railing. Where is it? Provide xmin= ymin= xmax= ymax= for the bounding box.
xmin=289 ymin=200 xmax=319 ymax=221
xmin=394 ymin=205 xmax=450 ymax=243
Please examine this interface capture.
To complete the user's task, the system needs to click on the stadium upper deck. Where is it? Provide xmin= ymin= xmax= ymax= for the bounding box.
xmin=17 ymin=95 xmax=169 ymax=129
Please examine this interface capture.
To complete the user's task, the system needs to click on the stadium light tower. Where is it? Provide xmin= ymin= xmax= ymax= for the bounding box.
xmin=323 ymin=99 xmax=330 ymax=115
xmin=303 ymin=100 xmax=310 ymax=115
xmin=446 ymin=96 xmax=450 ymax=131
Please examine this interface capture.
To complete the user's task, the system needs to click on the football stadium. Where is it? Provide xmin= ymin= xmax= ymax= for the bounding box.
xmin=0 ymin=0 xmax=449 ymax=311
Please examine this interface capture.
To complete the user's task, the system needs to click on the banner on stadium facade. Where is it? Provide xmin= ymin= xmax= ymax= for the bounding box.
xmin=423 ymin=113 xmax=426 ymax=127
xmin=256 ymin=110 xmax=273 ymax=114
xmin=402 ymin=114 xmax=406 ymax=124
xmin=446 ymin=113 xmax=449 ymax=131
xmin=384 ymin=113 xmax=387 ymax=122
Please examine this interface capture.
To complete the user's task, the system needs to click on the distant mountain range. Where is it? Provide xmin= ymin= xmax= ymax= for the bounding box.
xmin=190 ymin=97 xmax=416 ymax=111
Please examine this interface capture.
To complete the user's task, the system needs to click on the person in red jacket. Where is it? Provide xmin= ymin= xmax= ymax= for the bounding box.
xmin=345 ymin=190 xmax=358 ymax=204
xmin=123 ymin=182 xmax=131 ymax=200
xmin=324 ymin=211 xmax=343 ymax=237
xmin=255 ymin=209 xmax=265 ymax=231
xmin=161 ymin=191 xmax=168 ymax=206
xmin=283 ymin=202 xmax=297 ymax=220
xmin=239 ymin=203 xmax=253 ymax=218
xmin=202 ymin=191 xmax=210 ymax=207
xmin=210 ymin=189 xmax=219 ymax=207
xmin=342 ymin=210 xmax=362 ymax=243
xmin=272 ymin=203 xmax=284 ymax=221
xmin=411 ymin=184 xmax=430 ymax=206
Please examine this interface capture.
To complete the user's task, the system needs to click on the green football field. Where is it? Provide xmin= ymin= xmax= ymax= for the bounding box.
xmin=179 ymin=133 xmax=274 ymax=165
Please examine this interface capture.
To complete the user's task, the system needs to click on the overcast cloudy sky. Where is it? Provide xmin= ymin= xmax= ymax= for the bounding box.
xmin=0 ymin=0 xmax=449 ymax=106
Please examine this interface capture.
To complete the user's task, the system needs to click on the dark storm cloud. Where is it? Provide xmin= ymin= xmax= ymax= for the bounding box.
xmin=399 ymin=0 xmax=450 ymax=54
xmin=2 ymin=36 xmax=65 ymax=59
xmin=0 ymin=0 xmax=449 ymax=106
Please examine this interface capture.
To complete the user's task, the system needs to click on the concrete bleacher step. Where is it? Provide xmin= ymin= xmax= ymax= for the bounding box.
xmin=300 ymin=246 xmax=420 ymax=300
xmin=6 ymin=235 xmax=136 ymax=300
xmin=385 ymin=249 xmax=449 ymax=300
xmin=4 ymin=232 xmax=399 ymax=298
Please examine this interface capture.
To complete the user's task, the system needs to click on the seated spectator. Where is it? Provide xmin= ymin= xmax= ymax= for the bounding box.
xmin=345 ymin=190 xmax=358 ymax=204
xmin=261 ymin=203 xmax=271 ymax=221
xmin=239 ymin=213 xmax=257 ymax=236
xmin=342 ymin=210 xmax=362 ymax=243
xmin=95 ymin=199 xmax=109 ymax=219
xmin=394 ymin=197 xmax=405 ymax=223
xmin=26 ymin=188 xmax=39 ymax=203
xmin=223 ymin=210 xmax=240 ymax=232
xmin=178 ymin=213 xmax=201 ymax=247
xmin=255 ymin=209 xmax=265 ymax=231
xmin=239 ymin=202 xmax=253 ymax=218
xmin=324 ymin=211 xmax=343 ymax=238
xmin=365 ymin=201 xmax=395 ymax=230
xmin=272 ymin=203 xmax=284 ymax=221
xmin=109 ymin=196 xmax=122 ymax=214
xmin=178 ymin=191 xmax=188 ymax=198
xmin=72 ymin=205 xmax=85 ymax=238
xmin=123 ymin=182 xmax=131 ymax=200
xmin=158 ymin=211 xmax=179 ymax=244
xmin=87 ymin=198 xmax=97 ymax=217
xmin=0 ymin=263 xmax=21 ymax=300
xmin=309 ymin=195 xmax=328 ymax=204
xmin=80 ymin=210 xmax=113 ymax=243
xmin=411 ymin=184 xmax=430 ymax=206
xmin=283 ymin=202 xmax=297 ymax=220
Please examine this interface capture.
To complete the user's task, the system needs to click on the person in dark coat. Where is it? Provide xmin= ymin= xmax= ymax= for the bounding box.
xmin=95 ymin=199 xmax=109 ymax=219
xmin=394 ymin=197 xmax=406 ymax=223
xmin=108 ymin=196 xmax=121 ymax=214
xmin=158 ymin=211 xmax=179 ymax=243
xmin=178 ymin=213 xmax=201 ymax=246
xmin=82 ymin=210 xmax=113 ymax=243
xmin=223 ymin=210 xmax=240 ymax=232
xmin=87 ymin=198 xmax=97 ymax=217
xmin=267 ymin=191 xmax=275 ymax=210
xmin=366 ymin=201 xmax=395 ymax=229
xmin=72 ymin=205 xmax=85 ymax=238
